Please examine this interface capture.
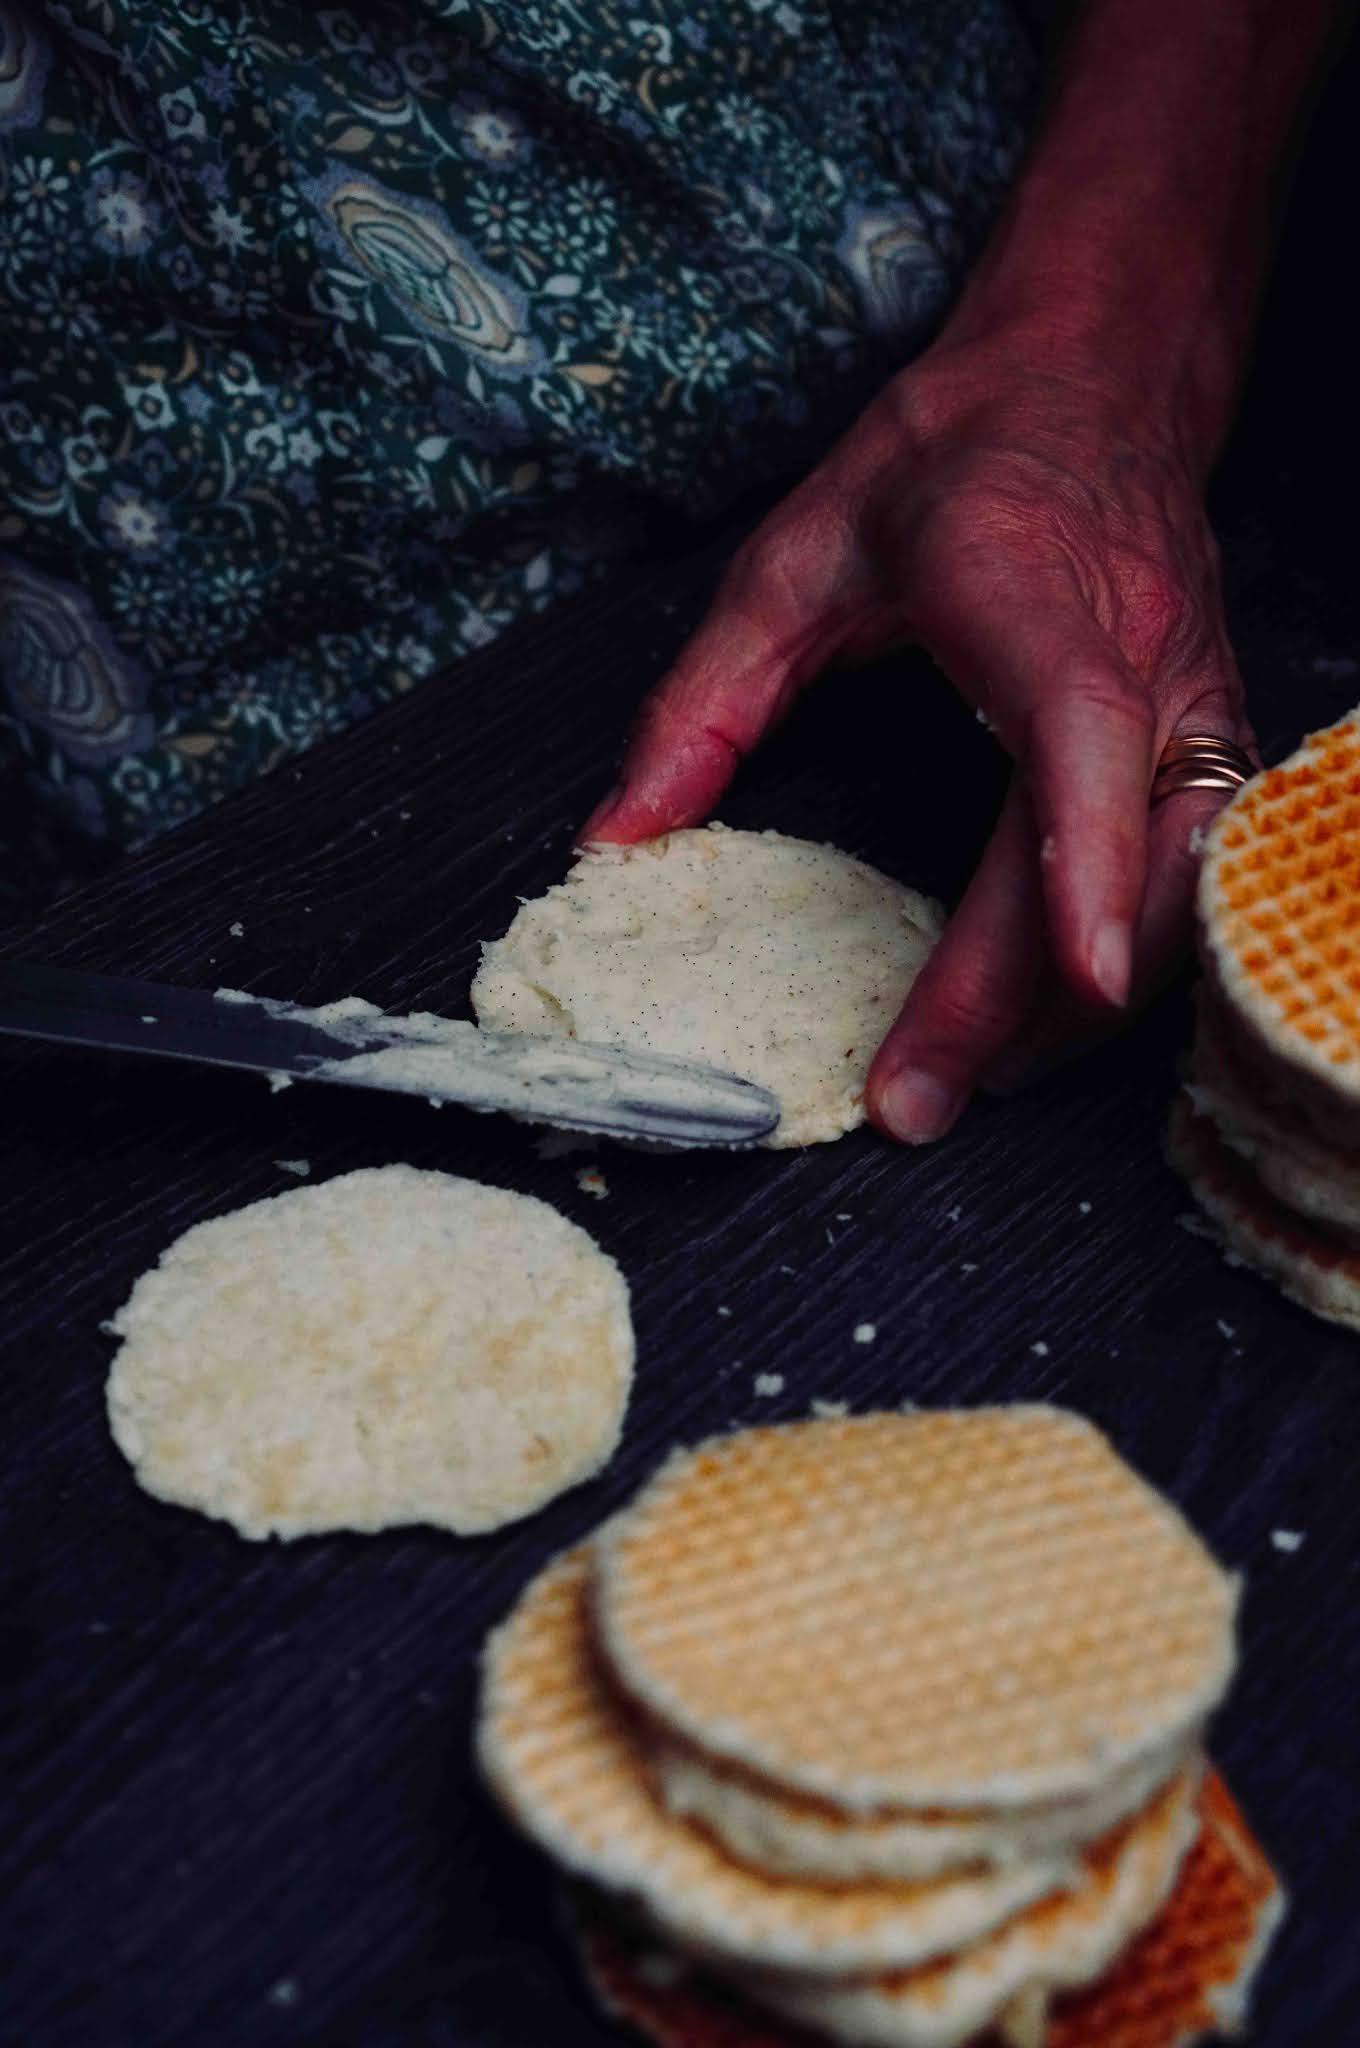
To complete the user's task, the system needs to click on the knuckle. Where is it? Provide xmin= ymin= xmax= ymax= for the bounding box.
xmin=914 ymin=977 xmax=1016 ymax=1057
xmin=1060 ymin=660 xmax=1152 ymax=736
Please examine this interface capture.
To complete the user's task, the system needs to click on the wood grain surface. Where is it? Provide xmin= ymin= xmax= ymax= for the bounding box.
xmin=3 ymin=55 xmax=1358 ymax=2048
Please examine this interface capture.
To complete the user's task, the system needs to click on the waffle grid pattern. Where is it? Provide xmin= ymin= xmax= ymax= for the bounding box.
xmin=1200 ymin=715 xmax=1360 ymax=1092
xmin=595 ymin=1413 xmax=1238 ymax=1809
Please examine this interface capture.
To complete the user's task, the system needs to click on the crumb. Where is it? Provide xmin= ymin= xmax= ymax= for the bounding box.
xmin=779 ymin=1264 xmax=797 ymax=1276
xmin=1216 ymin=1318 xmax=1236 ymax=1340
xmin=1313 ymin=655 xmax=1359 ymax=679
xmin=947 ymin=1204 xmax=963 ymax=1223
xmin=1078 ymin=1200 xmax=1092 ymax=1216
xmin=754 ymin=1372 xmax=785 ymax=1397
xmin=853 ymin=1323 xmax=877 ymax=1345
xmin=811 ymin=1398 xmax=849 ymax=1419
xmin=274 ymin=1159 xmax=311 ymax=1177
xmin=1271 ymin=1528 xmax=1305 ymax=1554
xmin=1177 ymin=1211 xmax=1217 ymax=1243
xmin=399 ymin=809 xmax=412 ymax=821
xmin=229 ymin=920 xmax=244 ymax=937
xmin=836 ymin=1212 xmax=853 ymax=1223
xmin=960 ymin=1261 xmax=978 ymax=1275
xmin=267 ymin=1980 xmax=300 ymax=2009
xmin=975 ymin=706 xmax=993 ymax=731
xmin=716 ymin=1305 xmax=732 ymax=1318
xmin=1039 ymin=834 xmax=1057 ymax=865
xmin=426 ymin=1096 xmax=444 ymax=1109
xmin=141 ymin=1015 xmax=157 ymax=1025
xmin=267 ymin=1071 xmax=293 ymax=1093
xmin=1188 ymin=823 xmax=1207 ymax=856
xmin=825 ymin=1225 xmax=836 ymax=1247
xmin=576 ymin=1167 xmax=608 ymax=1200
xmin=1030 ymin=1340 xmax=1049 ymax=1358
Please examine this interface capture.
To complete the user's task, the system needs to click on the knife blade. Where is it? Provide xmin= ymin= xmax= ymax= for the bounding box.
xmin=0 ymin=961 xmax=781 ymax=1148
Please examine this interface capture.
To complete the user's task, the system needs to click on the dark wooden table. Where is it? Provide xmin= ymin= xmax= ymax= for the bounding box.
xmin=4 ymin=59 xmax=1359 ymax=2048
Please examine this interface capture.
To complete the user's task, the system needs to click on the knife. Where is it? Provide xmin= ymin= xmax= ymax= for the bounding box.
xmin=0 ymin=961 xmax=781 ymax=1148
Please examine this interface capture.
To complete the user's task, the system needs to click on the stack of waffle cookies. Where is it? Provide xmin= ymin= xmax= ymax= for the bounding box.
xmin=1171 ymin=710 xmax=1360 ymax=1327
xmin=478 ymin=1408 xmax=1283 ymax=2048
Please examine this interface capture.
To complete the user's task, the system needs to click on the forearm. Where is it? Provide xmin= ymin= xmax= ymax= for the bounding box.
xmin=944 ymin=0 xmax=1345 ymax=469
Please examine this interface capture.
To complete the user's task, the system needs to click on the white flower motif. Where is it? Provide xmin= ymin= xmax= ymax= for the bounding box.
xmin=8 ymin=155 xmax=69 ymax=229
xmin=396 ymin=634 xmax=437 ymax=676
xmin=61 ymin=433 xmax=107 ymax=481
xmin=158 ymin=86 xmax=206 ymax=141
xmin=208 ymin=201 xmax=255 ymax=252
xmin=286 ymin=426 xmax=323 ymax=469
xmin=120 ymin=378 xmax=175 ymax=431
xmin=456 ymin=104 xmax=528 ymax=166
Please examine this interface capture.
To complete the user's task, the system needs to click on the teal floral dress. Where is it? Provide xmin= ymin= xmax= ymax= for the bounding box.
xmin=0 ymin=0 xmax=1032 ymax=890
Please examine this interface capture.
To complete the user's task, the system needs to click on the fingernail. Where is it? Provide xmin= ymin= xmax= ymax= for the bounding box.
xmin=1090 ymin=919 xmax=1132 ymax=1008
xmin=579 ymin=783 xmax=625 ymax=844
xmin=877 ymin=1070 xmax=963 ymax=1145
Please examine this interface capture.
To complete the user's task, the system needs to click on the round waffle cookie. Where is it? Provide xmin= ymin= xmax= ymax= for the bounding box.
xmin=1198 ymin=711 xmax=1360 ymax=1124
xmin=576 ymin=1773 xmax=1283 ymax=2048
xmin=1187 ymin=994 xmax=1360 ymax=1238
xmin=477 ymin=1548 xmax=1075 ymax=1976
xmin=1168 ymin=1094 xmax=1360 ymax=1330
xmin=593 ymin=1411 xmax=1238 ymax=1811
xmin=736 ymin=1769 xmax=1201 ymax=2048
xmin=654 ymin=1738 xmax=1196 ymax=1886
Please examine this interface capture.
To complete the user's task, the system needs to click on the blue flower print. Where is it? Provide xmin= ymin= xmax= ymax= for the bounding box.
xmin=198 ymin=61 xmax=236 ymax=108
xmin=99 ymin=484 xmax=174 ymax=560
xmin=87 ymin=168 xmax=162 ymax=256
xmin=453 ymin=97 xmax=531 ymax=168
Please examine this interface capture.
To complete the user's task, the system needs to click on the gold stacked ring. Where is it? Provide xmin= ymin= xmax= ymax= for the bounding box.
xmin=1151 ymin=734 xmax=1256 ymax=805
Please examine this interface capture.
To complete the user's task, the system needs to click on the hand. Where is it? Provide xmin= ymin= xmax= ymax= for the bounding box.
xmin=581 ymin=325 xmax=1257 ymax=1141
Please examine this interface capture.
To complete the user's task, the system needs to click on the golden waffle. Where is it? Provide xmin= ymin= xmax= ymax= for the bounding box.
xmin=1198 ymin=711 xmax=1360 ymax=1118
xmin=655 ymin=1736 xmax=1195 ymax=1886
xmin=594 ymin=1412 xmax=1238 ymax=1811
xmin=1168 ymin=1094 xmax=1360 ymax=1330
xmin=735 ymin=1769 xmax=1200 ymax=2048
xmin=1188 ymin=993 xmax=1360 ymax=1237
xmin=477 ymin=1548 xmax=1077 ymax=1976
xmin=575 ymin=1773 xmax=1282 ymax=2048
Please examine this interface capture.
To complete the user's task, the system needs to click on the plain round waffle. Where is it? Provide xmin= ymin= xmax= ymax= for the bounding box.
xmin=105 ymin=1166 xmax=633 ymax=1540
xmin=472 ymin=825 xmax=941 ymax=1147
xmin=594 ymin=1411 xmax=1238 ymax=1811
xmin=1187 ymin=993 xmax=1360 ymax=1237
xmin=575 ymin=1772 xmax=1282 ymax=2048
xmin=655 ymin=1737 xmax=1196 ymax=1886
xmin=477 ymin=1547 xmax=1077 ymax=1976
xmin=1167 ymin=1094 xmax=1360 ymax=1330
xmin=1198 ymin=711 xmax=1360 ymax=1116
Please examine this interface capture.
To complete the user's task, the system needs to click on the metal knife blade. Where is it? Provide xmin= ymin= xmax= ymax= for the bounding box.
xmin=0 ymin=961 xmax=781 ymax=1148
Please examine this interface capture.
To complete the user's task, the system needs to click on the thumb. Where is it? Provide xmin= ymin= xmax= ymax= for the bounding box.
xmin=583 ymin=489 xmax=865 ymax=843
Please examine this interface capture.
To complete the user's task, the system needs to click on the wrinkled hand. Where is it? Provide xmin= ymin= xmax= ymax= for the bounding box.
xmin=582 ymin=327 xmax=1257 ymax=1143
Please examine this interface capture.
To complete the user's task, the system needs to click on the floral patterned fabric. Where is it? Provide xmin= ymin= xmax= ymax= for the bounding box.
xmin=0 ymin=0 xmax=1032 ymax=882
